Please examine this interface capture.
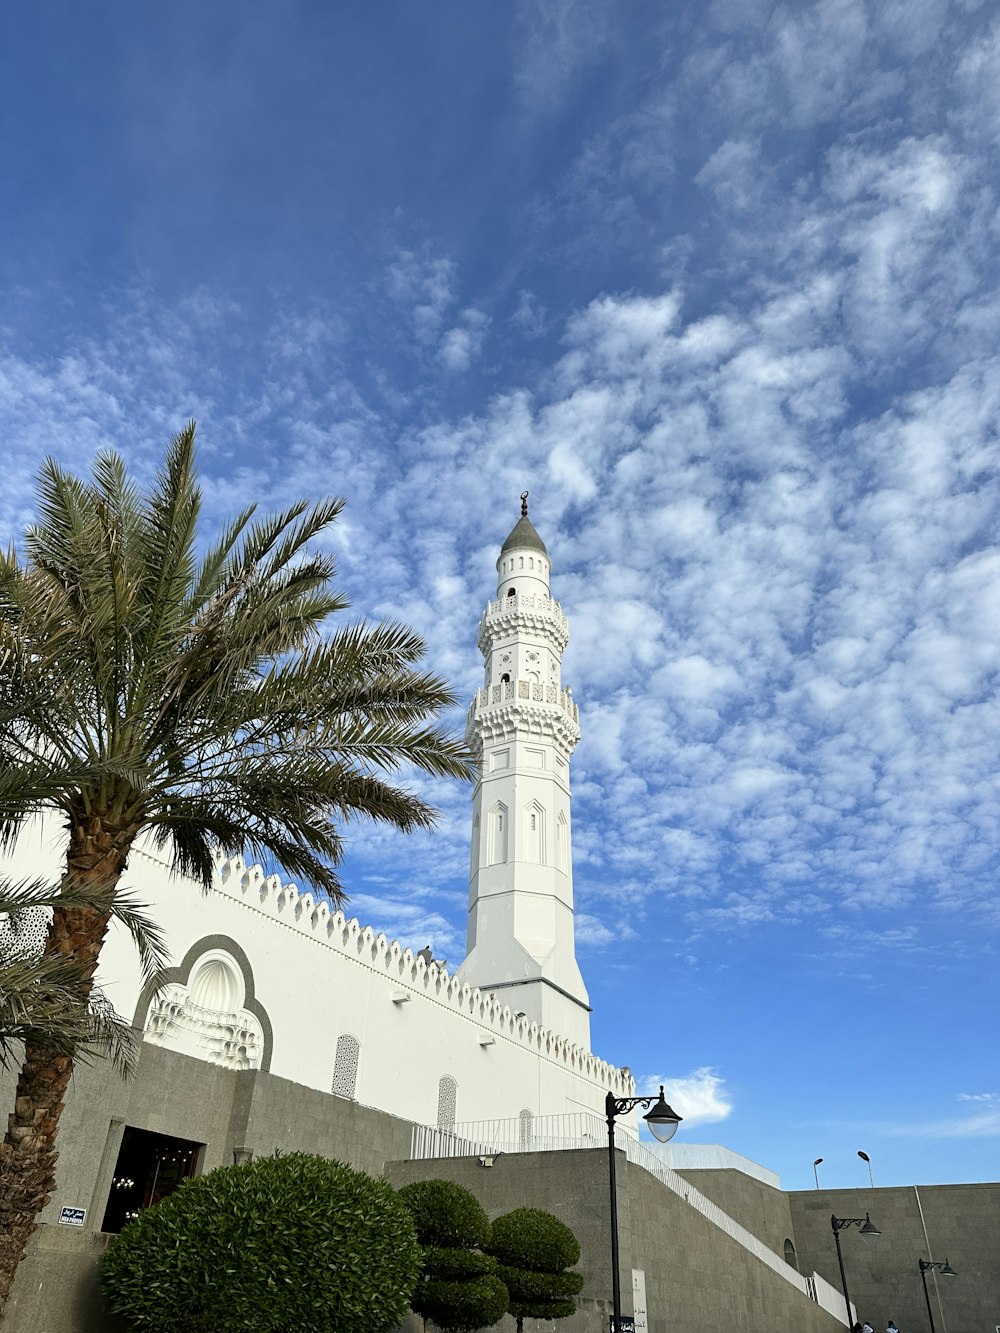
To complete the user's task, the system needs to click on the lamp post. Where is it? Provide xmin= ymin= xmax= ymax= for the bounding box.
xmin=918 ymin=1257 xmax=957 ymax=1333
xmin=857 ymin=1150 xmax=874 ymax=1189
xmin=830 ymin=1213 xmax=880 ymax=1327
xmin=813 ymin=1157 xmax=824 ymax=1189
xmin=605 ymin=1086 xmax=682 ymax=1333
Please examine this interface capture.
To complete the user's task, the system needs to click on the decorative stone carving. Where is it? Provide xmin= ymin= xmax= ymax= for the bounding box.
xmin=145 ymin=949 xmax=264 ymax=1071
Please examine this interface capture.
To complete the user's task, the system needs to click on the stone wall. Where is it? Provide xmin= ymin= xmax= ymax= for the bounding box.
xmin=388 ymin=1151 xmax=848 ymax=1333
xmin=4 ymin=1034 xmax=995 ymax=1333
xmin=788 ymin=1183 xmax=1000 ymax=1333
xmin=676 ymin=1166 xmax=798 ymax=1262
xmin=0 ymin=1042 xmax=415 ymax=1333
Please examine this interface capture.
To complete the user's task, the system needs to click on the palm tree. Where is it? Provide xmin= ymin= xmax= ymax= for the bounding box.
xmin=0 ymin=424 xmax=471 ymax=1312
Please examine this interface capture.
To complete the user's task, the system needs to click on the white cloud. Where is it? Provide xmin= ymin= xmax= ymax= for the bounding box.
xmin=387 ymin=249 xmax=458 ymax=347
xmin=439 ymin=309 xmax=489 ymax=372
xmin=641 ymin=1068 xmax=733 ymax=1126
xmin=885 ymin=1106 xmax=1000 ymax=1139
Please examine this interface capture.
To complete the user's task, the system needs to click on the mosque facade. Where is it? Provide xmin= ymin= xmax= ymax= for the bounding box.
xmin=0 ymin=501 xmax=633 ymax=1232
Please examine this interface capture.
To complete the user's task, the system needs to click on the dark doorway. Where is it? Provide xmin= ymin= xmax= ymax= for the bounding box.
xmin=101 ymin=1127 xmax=202 ymax=1233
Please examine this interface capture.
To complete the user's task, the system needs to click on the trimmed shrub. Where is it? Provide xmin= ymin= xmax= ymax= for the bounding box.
xmin=488 ymin=1207 xmax=582 ymax=1327
xmin=398 ymin=1179 xmax=507 ymax=1332
xmin=397 ymin=1177 xmax=490 ymax=1248
xmin=418 ymin=1274 xmax=510 ymax=1330
xmin=494 ymin=1265 xmax=583 ymax=1302
xmin=489 ymin=1206 xmax=581 ymax=1272
xmin=423 ymin=1247 xmax=498 ymax=1279
xmin=99 ymin=1152 xmax=420 ymax=1332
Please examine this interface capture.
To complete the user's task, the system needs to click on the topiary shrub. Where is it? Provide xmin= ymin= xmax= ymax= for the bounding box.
xmin=488 ymin=1207 xmax=583 ymax=1330
xmin=397 ymin=1177 xmax=490 ymax=1248
xmin=417 ymin=1274 xmax=510 ymax=1331
xmin=99 ymin=1152 xmax=421 ymax=1332
xmin=397 ymin=1178 xmax=507 ymax=1332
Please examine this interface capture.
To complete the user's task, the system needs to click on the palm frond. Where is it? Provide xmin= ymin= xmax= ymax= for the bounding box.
xmin=0 ymin=952 xmax=138 ymax=1076
xmin=0 ymin=878 xmax=170 ymax=989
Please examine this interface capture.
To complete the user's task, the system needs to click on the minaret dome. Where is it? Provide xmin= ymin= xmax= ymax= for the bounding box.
xmin=496 ymin=491 xmax=551 ymax=600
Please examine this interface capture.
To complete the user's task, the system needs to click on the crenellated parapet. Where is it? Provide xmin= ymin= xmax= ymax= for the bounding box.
xmin=193 ymin=847 xmax=633 ymax=1096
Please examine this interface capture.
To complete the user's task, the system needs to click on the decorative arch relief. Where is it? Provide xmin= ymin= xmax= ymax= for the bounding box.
xmin=145 ymin=948 xmax=264 ymax=1072
xmin=555 ymin=809 xmax=568 ymax=872
xmin=523 ymin=799 xmax=546 ymax=864
xmin=487 ymin=801 xmax=509 ymax=865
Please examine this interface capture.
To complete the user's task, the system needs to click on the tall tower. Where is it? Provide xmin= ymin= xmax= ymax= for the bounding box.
xmin=457 ymin=494 xmax=591 ymax=1049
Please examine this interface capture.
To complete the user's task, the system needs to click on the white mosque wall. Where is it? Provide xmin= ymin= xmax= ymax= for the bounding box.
xmin=1 ymin=813 xmax=633 ymax=1130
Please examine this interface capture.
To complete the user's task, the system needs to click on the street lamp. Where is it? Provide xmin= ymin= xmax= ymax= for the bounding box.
xmin=918 ymin=1257 xmax=957 ymax=1333
xmin=857 ymin=1150 xmax=874 ymax=1189
xmin=830 ymin=1213 xmax=880 ymax=1327
xmin=813 ymin=1157 xmax=824 ymax=1189
xmin=605 ymin=1086 xmax=682 ymax=1333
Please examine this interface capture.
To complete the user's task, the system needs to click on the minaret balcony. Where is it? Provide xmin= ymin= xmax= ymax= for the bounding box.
xmin=477 ymin=593 xmax=569 ymax=653
xmin=466 ymin=679 xmax=581 ymax=738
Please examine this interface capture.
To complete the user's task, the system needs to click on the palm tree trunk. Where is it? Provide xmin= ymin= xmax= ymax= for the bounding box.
xmin=0 ymin=814 xmax=132 ymax=1316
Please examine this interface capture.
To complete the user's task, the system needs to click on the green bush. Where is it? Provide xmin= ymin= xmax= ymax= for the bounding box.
xmin=398 ymin=1179 xmax=507 ymax=1331
xmin=99 ymin=1152 xmax=421 ymax=1332
xmin=495 ymin=1265 xmax=583 ymax=1301
xmin=418 ymin=1274 xmax=510 ymax=1330
xmin=488 ymin=1207 xmax=582 ymax=1328
xmin=396 ymin=1177 xmax=490 ymax=1248
xmin=423 ymin=1247 xmax=498 ymax=1279
xmin=488 ymin=1206 xmax=580 ymax=1272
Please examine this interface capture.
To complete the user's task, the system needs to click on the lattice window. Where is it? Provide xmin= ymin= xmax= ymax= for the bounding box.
xmin=519 ymin=1108 xmax=533 ymax=1151
xmin=437 ymin=1075 xmax=458 ymax=1129
xmin=332 ymin=1033 xmax=361 ymax=1099
xmin=0 ymin=906 xmax=50 ymax=960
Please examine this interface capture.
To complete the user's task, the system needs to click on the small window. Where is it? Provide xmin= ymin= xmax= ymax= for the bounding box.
xmin=507 ymin=587 xmax=516 ymax=597
xmin=530 ymin=813 xmax=537 ymax=830
xmin=500 ymin=673 xmax=510 ymax=684
xmin=529 ymin=557 xmax=534 ymax=568
xmin=437 ymin=1075 xmax=458 ymax=1129
xmin=332 ymin=1033 xmax=361 ymax=1099
xmin=519 ymin=1108 xmax=534 ymax=1150
xmin=783 ymin=1239 xmax=798 ymax=1271
xmin=519 ymin=557 xmax=524 ymax=568
xmin=498 ymin=814 xmax=503 ymax=831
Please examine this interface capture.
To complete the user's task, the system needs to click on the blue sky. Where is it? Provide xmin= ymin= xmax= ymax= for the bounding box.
xmin=2 ymin=1 xmax=998 ymax=1191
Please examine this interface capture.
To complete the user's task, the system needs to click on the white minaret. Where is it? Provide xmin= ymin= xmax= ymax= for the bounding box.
xmin=457 ymin=493 xmax=591 ymax=1049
